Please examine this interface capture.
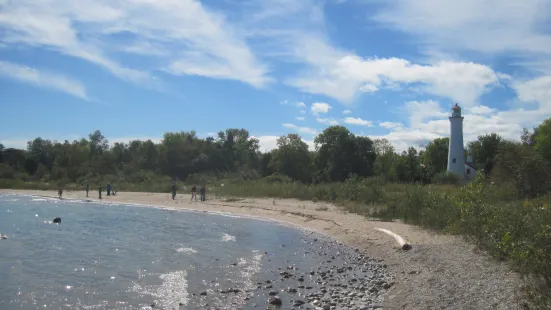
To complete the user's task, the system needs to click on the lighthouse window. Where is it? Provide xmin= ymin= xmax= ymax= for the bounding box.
xmin=452 ymin=158 xmax=456 ymax=163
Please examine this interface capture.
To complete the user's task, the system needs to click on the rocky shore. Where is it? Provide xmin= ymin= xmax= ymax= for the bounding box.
xmin=188 ymin=232 xmax=394 ymax=310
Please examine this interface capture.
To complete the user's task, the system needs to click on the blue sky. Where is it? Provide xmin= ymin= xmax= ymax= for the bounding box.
xmin=1 ymin=0 xmax=550 ymax=152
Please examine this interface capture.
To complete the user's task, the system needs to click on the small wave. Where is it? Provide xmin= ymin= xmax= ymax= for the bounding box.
xmin=176 ymin=247 xmax=197 ymax=254
xmin=131 ymin=270 xmax=188 ymax=309
xmin=6 ymin=198 xmax=19 ymax=202
xmin=221 ymin=233 xmax=236 ymax=242
xmin=32 ymin=198 xmax=48 ymax=201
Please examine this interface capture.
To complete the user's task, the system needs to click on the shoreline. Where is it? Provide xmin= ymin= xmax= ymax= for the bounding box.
xmin=0 ymin=189 xmax=525 ymax=309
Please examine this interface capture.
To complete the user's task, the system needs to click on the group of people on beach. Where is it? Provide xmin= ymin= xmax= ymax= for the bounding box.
xmin=172 ymin=182 xmax=207 ymax=202
xmin=83 ymin=183 xmax=115 ymax=199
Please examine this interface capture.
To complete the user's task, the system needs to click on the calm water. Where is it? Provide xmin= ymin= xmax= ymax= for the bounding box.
xmin=0 ymin=194 xmax=352 ymax=310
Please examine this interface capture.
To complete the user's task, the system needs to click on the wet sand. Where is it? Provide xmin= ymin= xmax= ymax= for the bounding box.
xmin=0 ymin=189 xmax=525 ymax=309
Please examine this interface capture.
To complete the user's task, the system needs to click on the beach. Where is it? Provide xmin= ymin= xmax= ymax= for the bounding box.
xmin=0 ymin=189 xmax=524 ymax=309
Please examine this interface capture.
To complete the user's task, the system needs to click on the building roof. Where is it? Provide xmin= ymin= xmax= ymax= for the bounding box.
xmin=465 ymin=162 xmax=476 ymax=169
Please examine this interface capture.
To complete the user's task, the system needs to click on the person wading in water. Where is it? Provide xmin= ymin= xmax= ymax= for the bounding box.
xmin=191 ymin=184 xmax=197 ymax=201
xmin=98 ymin=184 xmax=102 ymax=199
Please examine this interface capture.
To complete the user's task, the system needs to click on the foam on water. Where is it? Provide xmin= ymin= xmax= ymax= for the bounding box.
xmin=131 ymin=270 xmax=189 ymax=309
xmin=176 ymin=247 xmax=197 ymax=254
xmin=221 ymin=233 xmax=236 ymax=242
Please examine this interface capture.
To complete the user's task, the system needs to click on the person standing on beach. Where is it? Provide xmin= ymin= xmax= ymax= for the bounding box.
xmin=58 ymin=188 xmax=63 ymax=199
xmin=200 ymin=185 xmax=206 ymax=202
xmin=85 ymin=183 xmax=89 ymax=197
xmin=171 ymin=181 xmax=177 ymax=200
xmin=98 ymin=184 xmax=102 ymax=199
xmin=191 ymin=184 xmax=197 ymax=201
xmin=106 ymin=183 xmax=111 ymax=196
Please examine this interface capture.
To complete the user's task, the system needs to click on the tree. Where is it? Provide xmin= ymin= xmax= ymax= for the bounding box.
xmin=467 ymin=133 xmax=503 ymax=174
xmin=533 ymin=118 xmax=551 ymax=163
xmin=492 ymin=141 xmax=551 ymax=198
xmin=422 ymin=137 xmax=449 ymax=173
xmin=373 ymin=139 xmax=395 ymax=178
xmin=88 ymin=130 xmax=109 ymax=156
xmin=270 ymin=134 xmax=312 ymax=182
xmin=314 ymin=126 xmax=376 ymax=182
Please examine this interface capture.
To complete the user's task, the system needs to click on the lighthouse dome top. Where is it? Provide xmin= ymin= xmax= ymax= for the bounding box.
xmin=451 ymin=103 xmax=462 ymax=117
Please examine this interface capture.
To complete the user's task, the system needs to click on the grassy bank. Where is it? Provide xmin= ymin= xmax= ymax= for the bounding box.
xmin=1 ymin=175 xmax=550 ymax=308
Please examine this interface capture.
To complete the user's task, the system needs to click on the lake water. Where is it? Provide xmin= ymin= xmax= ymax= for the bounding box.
xmin=0 ymin=194 xmax=381 ymax=310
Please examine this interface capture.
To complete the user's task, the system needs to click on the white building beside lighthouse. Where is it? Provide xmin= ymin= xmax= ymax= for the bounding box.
xmin=447 ymin=103 xmax=477 ymax=181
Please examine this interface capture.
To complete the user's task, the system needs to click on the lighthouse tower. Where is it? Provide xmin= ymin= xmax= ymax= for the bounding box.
xmin=447 ymin=103 xmax=465 ymax=179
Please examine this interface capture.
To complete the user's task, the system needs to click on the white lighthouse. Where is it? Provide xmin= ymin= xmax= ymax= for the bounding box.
xmin=447 ymin=103 xmax=466 ymax=178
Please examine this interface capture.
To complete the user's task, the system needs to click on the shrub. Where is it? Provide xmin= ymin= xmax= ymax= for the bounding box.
xmin=431 ymin=171 xmax=461 ymax=185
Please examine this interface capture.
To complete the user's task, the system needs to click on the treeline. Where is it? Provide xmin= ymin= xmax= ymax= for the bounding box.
xmin=1 ymin=118 xmax=551 ymax=196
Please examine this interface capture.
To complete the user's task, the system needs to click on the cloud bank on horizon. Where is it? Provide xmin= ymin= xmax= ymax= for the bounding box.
xmin=0 ymin=0 xmax=550 ymax=153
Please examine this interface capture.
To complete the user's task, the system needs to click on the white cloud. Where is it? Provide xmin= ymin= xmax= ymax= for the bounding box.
xmin=0 ymin=0 xmax=270 ymax=88
xmin=282 ymin=123 xmax=318 ymax=135
xmin=296 ymin=101 xmax=307 ymax=108
xmin=300 ymin=110 xmax=307 ymax=114
xmin=372 ymin=0 xmax=551 ymax=70
xmin=466 ymin=105 xmax=498 ymax=115
xmin=281 ymin=100 xmax=307 ymax=108
xmin=344 ymin=117 xmax=373 ymax=127
xmin=311 ymin=102 xmax=331 ymax=115
xmin=379 ymin=121 xmax=402 ymax=129
xmin=0 ymin=61 xmax=88 ymax=100
xmin=288 ymin=50 xmax=501 ymax=105
xmin=296 ymin=116 xmax=305 ymax=121
xmin=359 ymin=84 xmax=378 ymax=93
xmin=342 ymin=110 xmax=352 ymax=114
xmin=316 ymin=118 xmax=339 ymax=125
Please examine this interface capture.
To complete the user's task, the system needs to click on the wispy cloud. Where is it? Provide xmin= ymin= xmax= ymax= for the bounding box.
xmin=282 ymin=123 xmax=318 ymax=135
xmin=0 ymin=61 xmax=88 ymax=100
xmin=344 ymin=117 xmax=373 ymax=127
xmin=342 ymin=110 xmax=352 ymax=114
xmin=0 ymin=0 xmax=270 ymax=88
xmin=316 ymin=117 xmax=339 ymax=125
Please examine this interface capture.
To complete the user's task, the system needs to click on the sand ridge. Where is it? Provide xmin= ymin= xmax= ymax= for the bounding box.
xmin=0 ymin=189 xmax=525 ymax=309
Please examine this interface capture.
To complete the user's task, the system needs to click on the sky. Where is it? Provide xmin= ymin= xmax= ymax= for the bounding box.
xmin=0 ymin=0 xmax=550 ymax=153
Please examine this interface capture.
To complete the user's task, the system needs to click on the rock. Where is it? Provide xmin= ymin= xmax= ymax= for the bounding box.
xmin=293 ymin=300 xmax=305 ymax=306
xmin=199 ymin=291 xmax=207 ymax=296
xmin=322 ymin=304 xmax=331 ymax=310
xmin=268 ymin=296 xmax=282 ymax=306
xmin=268 ymin=291 xmax=277 ymax=296
xmin=53 ymin=217 xmax=61 ymax=223
xmin=0 ymin=235 xmax=7 ymax=240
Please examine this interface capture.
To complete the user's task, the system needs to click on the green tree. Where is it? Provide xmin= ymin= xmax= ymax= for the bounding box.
xmin=533 ymin=118 xmax=551 ymax=163
xmin=270 ymin=134 xmax=312 ymax=182
xmin=314 ymin=126 xmax=376 ymax=182
xmin=422 ymin=137 xmax=449 ymax=173
xmin=467 ymin=133 xmax=503 ymax=174
xmin=373 ymin=138 xmax=395 ymax=178
xmin=492 ymin=141 xmax=551 ymax=198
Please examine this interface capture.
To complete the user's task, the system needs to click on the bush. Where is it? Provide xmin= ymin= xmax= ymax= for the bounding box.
xmin=431 ymin=171 xmax=461 ymax=185
xmin=262 ymin=174 xmax=293 ymax=184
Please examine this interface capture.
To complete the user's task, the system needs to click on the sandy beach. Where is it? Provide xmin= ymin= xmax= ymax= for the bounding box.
xmin=0 ymin=189 xmax=525 ymax=309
